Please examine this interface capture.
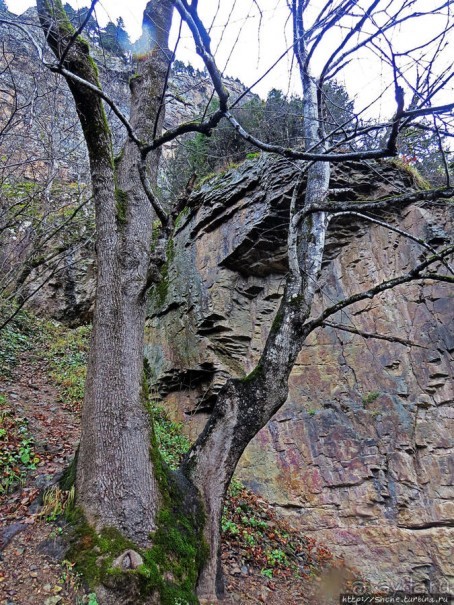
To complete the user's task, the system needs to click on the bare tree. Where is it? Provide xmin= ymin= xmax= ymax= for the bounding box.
xmin=0 ymin=19 xmax=94 ymax=327
xmin=3 ymin=0 xmax=452 ymax=602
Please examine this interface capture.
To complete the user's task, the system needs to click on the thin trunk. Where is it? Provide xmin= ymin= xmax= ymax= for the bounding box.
xmin=185 ymin=76 xmax=330 ymax=601
xmin=184 ymin=5 xmax=330 ymax=594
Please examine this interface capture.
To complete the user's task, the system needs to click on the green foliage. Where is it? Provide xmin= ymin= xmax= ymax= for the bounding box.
xmin=267 ymin=548 xmax=288 ymax=566
xmin=222 ymin=479 xmax=334 ymax=579
xmin=41 ymin=484 xmax=75 ymax=522
xmin=362 ymin=391 xmax=380 ymax=405
xmin=261 ymin=568 xmax=273 ymax=579
xmin=0 ymin=394 xmax=40 ymax=494
xmin=0 ymin=308 xmax=36 ymax=376
xmin=397 ymin=123 xmax=452 ymax=187
xmin=162 ymin=83 xmax=351 ymax=200
xmin=390 ymin=157 xmax=431 ymax=190
xmin=322 ymin=81 xmax=355 ymax=145
xmin=42 ymin=323 xmax=91 ymax=409
xmin=221 ymin=518 xmax=240 ymax=535
xmin=147 ymin=403 xmax=191 ymax=469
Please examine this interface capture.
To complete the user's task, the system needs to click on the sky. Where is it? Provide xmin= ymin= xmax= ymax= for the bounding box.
xmin=8 ymin=0 xmax=299 ymax=97
xmin=6 ymin=0 xmax=454 ymax=120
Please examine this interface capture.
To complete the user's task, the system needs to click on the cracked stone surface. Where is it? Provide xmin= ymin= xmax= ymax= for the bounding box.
xmin=145 ymin=155 xmax=453 ymax=590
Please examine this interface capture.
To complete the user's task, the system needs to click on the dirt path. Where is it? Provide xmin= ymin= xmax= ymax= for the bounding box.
xmin=0 ymin=352 xmax=82 ymax=604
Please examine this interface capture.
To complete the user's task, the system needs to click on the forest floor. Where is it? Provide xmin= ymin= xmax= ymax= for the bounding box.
xmin=0 ymin=317 xmax=359 ymax=605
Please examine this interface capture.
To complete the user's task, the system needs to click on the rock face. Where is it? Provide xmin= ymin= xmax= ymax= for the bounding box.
xmin=145 ymin=155 xmax=454 ymax=590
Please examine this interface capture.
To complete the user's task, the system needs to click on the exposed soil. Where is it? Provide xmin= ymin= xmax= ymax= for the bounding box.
xmin=0 ymin=352 xmax=82 ymax=604
xmin=0 ymin=351 xmax=348 ymax=604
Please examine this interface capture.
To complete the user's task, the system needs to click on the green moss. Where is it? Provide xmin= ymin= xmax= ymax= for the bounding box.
xmin=150 ymin=220 xmax=161 ymax=251
xmin=166 ymin=238 xmax=175 ymax=263
xmin=115 ymin=187 xmax=128 ymax=225
xmin=174 ymin=207 xmax=190 ymax=230
xmin=59 ymin=449 xmax=78 ymax=492
xmin=270 ymin=309 xmax=284 ymax=332
xmin=113 ymin=149 xmax=124 ymax=169
xmin=151 ymin=237 xmax=175 ymax=306
xmin=362 ymin=391 xmax=380 ymax=405
xmin=241 ymin=362 xmax=263 ymax=383
xmin=390 ymin=158 xmax=431 ymax=190
xmin=153 ymin=263 xmax=169 ymax=307
xmin=129 ymin=73 xmax=142 ymax=89
xmin=65 ymin=510 xmax=137 ymax=589
xmin=136 ymin=458 xmax=206 ymax=604
xmin=194 ymin=172 xmax=218 ymax=190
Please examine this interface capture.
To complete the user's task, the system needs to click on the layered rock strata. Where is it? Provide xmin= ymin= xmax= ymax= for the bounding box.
xmin=145 ymin=155 xmax=454 ymax=590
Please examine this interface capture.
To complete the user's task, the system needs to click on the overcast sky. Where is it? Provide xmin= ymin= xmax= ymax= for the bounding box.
xmin=8 ymin=0 xmax=299 ymax=97
xmin=6 ymin=0 xmax=454 ymax=119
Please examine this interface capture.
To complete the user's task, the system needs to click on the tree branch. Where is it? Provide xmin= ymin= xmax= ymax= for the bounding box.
xmin=304 ymin=246 xmax=454 ymax=337
xmin=322 ymin=320 xmax=428 ymax=348
xmin=310 ymin=186 xmax=454 ymax=214
xmin=53 ymin=66 xmax=141 ymax=146
xmin=329 ymin=210 xmax=454 ymax=275
xmin=137 ymin=155 xmax=169 ymax=226
xmin=58 ymin=0 xmax=99 ymax=68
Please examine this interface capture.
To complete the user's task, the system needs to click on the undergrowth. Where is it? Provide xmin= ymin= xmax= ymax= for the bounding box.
xmin=41 ymin=322 xmax=91 ymax=410
xmin=0 ymin=308 xmax=36 ymax=376
xmin=147 ymin=402 xmax=191 ymax=469
xmin=222 ymin=479 xmax=333 ymax=580
xmin=0 ymin=393 xmax=40 ymax=494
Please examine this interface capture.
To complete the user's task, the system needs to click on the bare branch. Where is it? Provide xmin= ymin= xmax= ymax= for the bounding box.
xmin=54 ymin=66 xmax=141 ymax=146
xmin=310 ymin=186 xmax=454 ymax=214
xmin=329 ymin=210 xmax=454 ymax=275
xmin=322 ymin=320 xmax=428 ymax=348
xmin=137 ymin=156 xmax=169 ymax=226
xmin=304 ymin=246 xmax=454 ymax=337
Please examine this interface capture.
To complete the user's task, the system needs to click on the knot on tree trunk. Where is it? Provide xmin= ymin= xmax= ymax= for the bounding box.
xmin=112 ymin=549 xmax=144 ymax=570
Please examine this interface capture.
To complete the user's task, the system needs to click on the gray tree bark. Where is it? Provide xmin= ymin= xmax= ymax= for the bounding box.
xmin=36 ymin=0 xmax=174 ymax=545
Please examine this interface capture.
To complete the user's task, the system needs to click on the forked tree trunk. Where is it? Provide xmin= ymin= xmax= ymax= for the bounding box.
xmin=184 ymin=70 xmax=330 ymax=600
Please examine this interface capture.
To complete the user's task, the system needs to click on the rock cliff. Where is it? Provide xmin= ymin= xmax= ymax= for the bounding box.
xmin=145 ymin=155 xmax=454 ymax=591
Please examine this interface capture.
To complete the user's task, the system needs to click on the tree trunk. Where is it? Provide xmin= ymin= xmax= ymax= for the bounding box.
xmin=77 ymin=0 xmax=175 ymax=545
xmin=183 ymin=28 xmax=331 ymax=597
xmin=36 ymin=0 xmax=175 ymax=546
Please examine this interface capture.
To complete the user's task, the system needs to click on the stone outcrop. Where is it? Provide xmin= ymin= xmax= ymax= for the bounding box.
xmin=145 ymin=155 xmax=454 ymax=590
